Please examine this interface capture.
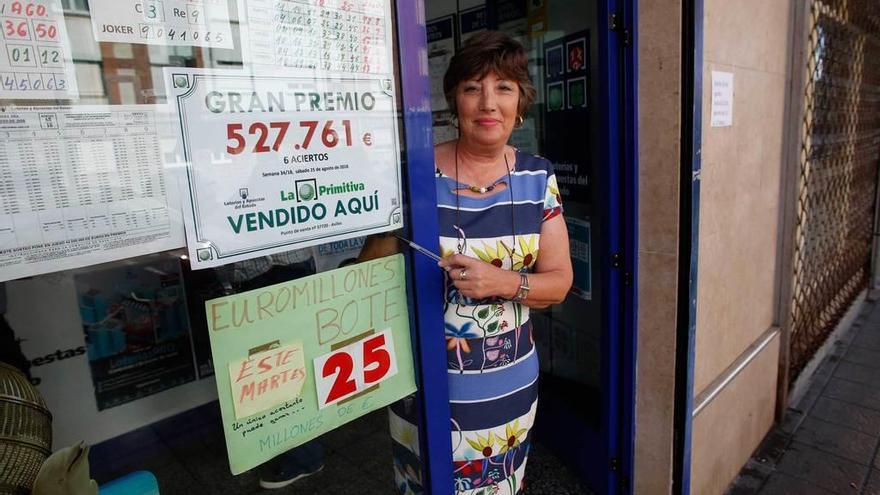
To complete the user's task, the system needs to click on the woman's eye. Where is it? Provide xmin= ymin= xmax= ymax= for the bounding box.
xmin=463 ymin=86 xmax=479 ymax=92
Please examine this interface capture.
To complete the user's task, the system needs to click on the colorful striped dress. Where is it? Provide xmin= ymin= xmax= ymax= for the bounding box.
xmin=390 ymin=150 xmax=563 ymax=495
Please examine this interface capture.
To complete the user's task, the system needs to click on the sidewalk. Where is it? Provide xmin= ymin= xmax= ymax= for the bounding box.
xmin=728 ymin=296 xmax=880 ymax=494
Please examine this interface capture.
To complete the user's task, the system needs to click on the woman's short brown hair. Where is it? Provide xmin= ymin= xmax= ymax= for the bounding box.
xmin=443 ymin=31 xmax=536 ymax=117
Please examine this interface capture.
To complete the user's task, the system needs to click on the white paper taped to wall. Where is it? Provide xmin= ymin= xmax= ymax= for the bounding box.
xmin=88 ymin=0 xmax=233 ymax=49
xmin=0 ymin=105 xmax=185 ymax=282
xmin=238 ymin=0 xmax=393 ymax=76
xmin=0 ymin=0 xmax=78 ymax=99
xmin=710 ymin=70 xmax=734 ymax=127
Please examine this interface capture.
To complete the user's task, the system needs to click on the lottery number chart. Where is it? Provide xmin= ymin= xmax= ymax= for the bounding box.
xmin=0 ymin=0 xmax=77 ymax=99
xmin=0 ymin=106 xmax=182 ymax=282
xmin=89 ymin=0 xmax=233 ymax=49
xmin=240 ymin=0 xmax=391 ymax=75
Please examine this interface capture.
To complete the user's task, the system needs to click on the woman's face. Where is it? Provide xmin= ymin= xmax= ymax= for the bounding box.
xmin=455 ymin=72 xmax=520 ymax=148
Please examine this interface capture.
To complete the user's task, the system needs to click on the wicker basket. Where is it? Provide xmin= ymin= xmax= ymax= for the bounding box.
xmin=0 ymin=362 xmax=52 ymax=495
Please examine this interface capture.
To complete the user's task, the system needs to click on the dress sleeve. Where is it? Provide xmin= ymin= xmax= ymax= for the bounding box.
xmin=542 ymin=161 xmax=564 ymax=222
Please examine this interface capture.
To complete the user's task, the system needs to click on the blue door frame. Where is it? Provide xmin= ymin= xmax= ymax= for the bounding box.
xmin=584 ymin=0 xmax=640 ymax=490
xmin=673 ymin=0 xmax=704 ymax=492
xmin=617 ymin=0 xmax=640 ymax=490
xmin=392 ymin=0 xmax=639 ymax=493
xmin=394 ymin=1 xmax=455 ymax=493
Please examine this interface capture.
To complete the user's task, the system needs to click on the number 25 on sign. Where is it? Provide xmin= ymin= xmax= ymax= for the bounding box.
xmin=313 ymin=329 xmax=398 ymax=409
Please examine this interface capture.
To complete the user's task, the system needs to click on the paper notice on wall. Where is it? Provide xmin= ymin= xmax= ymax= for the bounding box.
xmin=238 ymin=0 xmax=393 ymax=75
xmin=0 ymin=105 xmax=185 ymax=282
xmin=0 ymin=0 xmax=78 ymax=99
xmin=88 ymin=0 xmax=233 ymax=48
xmin=710 ymin=70 xmax=734 ymax=127
xmin=165 ymin=68 xmax=403 ymax=269
xmin=229 ymin=342 xmax=307 ymax=420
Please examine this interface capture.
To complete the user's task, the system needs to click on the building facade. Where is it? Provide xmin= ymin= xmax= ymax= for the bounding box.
xmin=2 ymin=0 xmax=878 ymax=494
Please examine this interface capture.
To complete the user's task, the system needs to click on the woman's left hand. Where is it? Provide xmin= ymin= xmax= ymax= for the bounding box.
xmin=438 ymin=254 xmax=518 ymax=300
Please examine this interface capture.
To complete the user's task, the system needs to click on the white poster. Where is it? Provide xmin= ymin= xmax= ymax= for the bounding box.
xmin=238 ymin=0 xmax=393 ymax=75
xmin=0 ymin=0 xmax=78 ymax=99
xmin=165 ymin=68 xmax=403 ymax=269
xmin=88 ymin=0 xmax=233 ymax=49
xmin=710 ymin=70 xmax=733 ymax=127
xmin=0 ymin=105 xmax=185 ymax=282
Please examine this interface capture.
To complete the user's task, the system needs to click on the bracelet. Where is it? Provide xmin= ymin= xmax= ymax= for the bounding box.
xmin=512 ymin=273 xmax=530 ymax=302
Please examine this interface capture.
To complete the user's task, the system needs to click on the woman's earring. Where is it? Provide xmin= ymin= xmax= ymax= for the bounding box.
xmin=451 ymin=115 xmax=459 ymax=129
xmin=515 ymin=115 xmax=525 ymax=128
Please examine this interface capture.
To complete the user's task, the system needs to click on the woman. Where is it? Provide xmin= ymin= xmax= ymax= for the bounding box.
xmin=385 ymin=31 xmax=573 ymax=494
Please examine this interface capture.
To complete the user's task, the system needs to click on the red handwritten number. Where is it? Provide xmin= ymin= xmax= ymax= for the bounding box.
xmin=226 ymin=123 xmax=245 ymax=155
xmin=323 ymin=352 xmax=357 ymax=404
xmin=249 ymin=122 xmax=270 ymax=153
xmin=299 ymin=120 xmax=318 ymax=149
xmin=11 ymin=2 xmax=47 ymax=16
xmin=34 ymin=23 xmax=55 ymax=40
xmin=362 ymin=334 xmax=391 ymax=384
xmin=5 ymin=20 xmax=28 ymax=37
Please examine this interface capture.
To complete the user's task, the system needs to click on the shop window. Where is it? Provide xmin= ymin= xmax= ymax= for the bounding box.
xmin=1 ymin=1 xmax=422 ymax=493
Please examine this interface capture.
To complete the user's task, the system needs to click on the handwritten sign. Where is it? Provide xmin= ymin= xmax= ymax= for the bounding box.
xmin=229 ymin=342 xmax=307 ymax=420
xmin=0 ymin=0 xmax=78 ymax=99
xmin=205 ymin=254 xmax=416 ymax=474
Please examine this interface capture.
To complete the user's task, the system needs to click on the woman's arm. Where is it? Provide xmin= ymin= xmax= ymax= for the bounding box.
xmin=438 ymin=214 xmax=573 ymax=308
xmin=517 ymin=214 xmax=573 ymax=308
xmin=356 ymin=233 xmax=401 ymax=263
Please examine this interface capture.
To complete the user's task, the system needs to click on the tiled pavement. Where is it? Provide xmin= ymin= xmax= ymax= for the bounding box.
xmin=728 ymin=297 xmax=880 ymax=495
xmin=88 ymin=399 xmax=590 ymax=494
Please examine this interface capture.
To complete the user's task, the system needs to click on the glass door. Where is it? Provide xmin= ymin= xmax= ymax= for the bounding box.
xmin=511 ymin=2 xmax=612 ymax=492
xmin=425 ymin=0 xmax=636 ymax=493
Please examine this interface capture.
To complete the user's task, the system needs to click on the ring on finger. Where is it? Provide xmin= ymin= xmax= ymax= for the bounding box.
xmin=459 ymin=269 xmax=468 ymax=280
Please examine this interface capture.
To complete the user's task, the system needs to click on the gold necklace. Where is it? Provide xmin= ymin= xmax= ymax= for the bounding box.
xmin=454 ymin=150 xmax=512 ymax=194
xmin=453 ymin=142 xmax=517 ymax=260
